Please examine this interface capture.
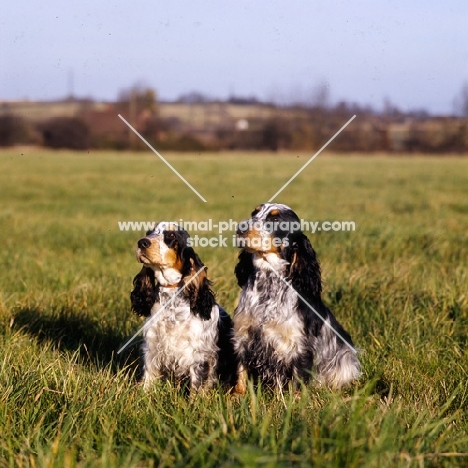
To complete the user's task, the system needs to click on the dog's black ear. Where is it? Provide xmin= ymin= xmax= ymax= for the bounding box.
xmin=235 ymin=250 xmax=254 ymax=287
xmin=130 ymin=267 xmax=159 ymax=317
xmin=182 ymin=248 xmax=216 ymax=320
xmin=283 ymin=233 xmax=322 ymax=300
xmin=181 ymin=246 xmax=203 ymax=275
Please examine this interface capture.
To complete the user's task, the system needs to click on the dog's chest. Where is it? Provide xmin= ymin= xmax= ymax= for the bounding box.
xmin=144 ymin=290 xmax=217 ymax=355
xmin=234 ymin=270 xmax=305 ymax=356
xmin=142 ymin=290 xmax=219 ymax=381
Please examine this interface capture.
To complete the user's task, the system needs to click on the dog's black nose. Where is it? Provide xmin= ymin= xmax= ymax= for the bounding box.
xmin=137 ymin=238 xmax=151 ymax=249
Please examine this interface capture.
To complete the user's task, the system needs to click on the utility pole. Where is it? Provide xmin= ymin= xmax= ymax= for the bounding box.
xmin=129 ymin=89 xmax=136 ymax=148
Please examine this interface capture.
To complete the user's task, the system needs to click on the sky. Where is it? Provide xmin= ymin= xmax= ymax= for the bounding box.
xmin=1 ymin=0 xmax=468 ymax=114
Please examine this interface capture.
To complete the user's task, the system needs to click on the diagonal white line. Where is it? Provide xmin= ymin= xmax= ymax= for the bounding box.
xmin=118 ymin=114 xmax=207 ymax=202
xmin=268 ymin=114 xmax=356 ymax=202
xmin=117 ymin=266 xmax=207 ymax=354
xmin=269 ymin=267 xmax=358 ymax=353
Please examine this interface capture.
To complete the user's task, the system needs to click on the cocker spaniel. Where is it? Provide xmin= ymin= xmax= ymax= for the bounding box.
xmin=130 ymin=222 xmax=236 ymax=392
xmin=233 ymin=203 xmax=360 ymax=392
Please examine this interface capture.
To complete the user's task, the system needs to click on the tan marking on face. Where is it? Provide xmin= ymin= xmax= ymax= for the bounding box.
xmin=270 ymin=209 xmax=279 ymax=216
xmin=138 ymin=237 xmax=183 ymax=270
xmin=162 ymin=244 xmax=183 ymax=270
xmin=237 ymin=229 xmax=281 ymax=254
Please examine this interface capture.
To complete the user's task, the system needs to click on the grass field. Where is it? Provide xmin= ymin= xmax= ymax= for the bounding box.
xmin=0 ymin=148 xmax=467 ymax=467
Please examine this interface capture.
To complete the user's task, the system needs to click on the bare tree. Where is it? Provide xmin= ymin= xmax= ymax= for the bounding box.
xmin=453 ymin=82 xmax=468 ymax=117
xmin=308 ymin=81 xmax=330 ymax=110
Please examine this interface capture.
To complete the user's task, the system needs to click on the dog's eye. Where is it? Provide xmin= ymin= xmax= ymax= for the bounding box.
xmin=167 ymin=232 xmax=175 ymax=239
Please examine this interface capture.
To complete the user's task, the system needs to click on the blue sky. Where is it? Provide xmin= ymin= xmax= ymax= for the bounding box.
xmin=1 ymin=0 xmax=467 ymax=114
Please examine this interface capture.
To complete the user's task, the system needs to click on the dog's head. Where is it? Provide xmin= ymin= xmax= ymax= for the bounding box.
xmin=235 ymin=203 xmax=322 ymax=298
xmin=131 ymin=222 xmax=215 ymax=319
xmin=136 ymin=222 xmax=189 ymax=283
xmin=236 ymin=203 xmax=301 ymax=255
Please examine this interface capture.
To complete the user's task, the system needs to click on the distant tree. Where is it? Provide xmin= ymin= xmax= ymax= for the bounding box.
xmin=118 ymin=85 xmax=158 ymax=113
xmin=0 ymin=115 xmax=31 ymax=146
xmin=261 ymin=119 xmax=291 ymax=151
xmin=117 ymin=84 xmax=158 ymax=148
xmin=407 ymin=109 xmax=430 ymax=120
xmin=262 ymin=120 xmax=280 ymax=151
xmin=41 ymin=117 xmax=91 ymax=150
xmin=308 ymin=82 xmax=330 ymax=110
xmin=383 ymin=98 xmax=404 ymax=120
xmin=176 ymin=91 xmax=211 ymax=104
xmin=453 ymin=82 xmax=468 ymax=117
xmin=227 ymin=95 xmax=259 ymax=105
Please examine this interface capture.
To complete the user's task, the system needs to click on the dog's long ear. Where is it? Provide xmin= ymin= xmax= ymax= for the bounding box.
xmin=234 ymin=250 xmax=254 ymax=287
xmin=283 ymin=233 xmax=322 ymax=300
xmin=182 ymin=247 xmax=216 ymax=320
xmin=130 ymin=267 xmax=159 ymax=317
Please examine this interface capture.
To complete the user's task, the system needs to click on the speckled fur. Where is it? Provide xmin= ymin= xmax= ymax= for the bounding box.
xmin=143 ymin=288 xmax=229 ymax=390
xmin=234 ymin=265 xmax=311 ymax=387
xmin=130 ymin=222 xmax=237 ymax=391
xmin=233 ymin=204 xmax=361 ymax=390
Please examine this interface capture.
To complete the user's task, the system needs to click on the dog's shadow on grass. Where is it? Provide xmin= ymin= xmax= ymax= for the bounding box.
xmin=11 ymin=307 xmax=143 ymax=378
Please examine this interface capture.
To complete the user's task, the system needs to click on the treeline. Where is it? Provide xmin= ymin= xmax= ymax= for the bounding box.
xmin=0 ymin=114 xmax=91 ymax=150
xmin=1 ymin=94 xmax=468 ymax=153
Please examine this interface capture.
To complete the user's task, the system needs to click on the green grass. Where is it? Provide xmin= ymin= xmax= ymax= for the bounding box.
xmin=0 ymin=148 xmax=467 ymax=467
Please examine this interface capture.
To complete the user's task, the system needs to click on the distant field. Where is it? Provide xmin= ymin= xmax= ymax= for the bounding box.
xmin=0 ymin=148 xmax=467 ymax=467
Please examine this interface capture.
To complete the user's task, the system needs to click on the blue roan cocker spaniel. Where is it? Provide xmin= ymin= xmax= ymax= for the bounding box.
xmin=130 ymin=222 xmax=236 ymax=392
xmin=233 ymin=203 xmax=360 ymax=393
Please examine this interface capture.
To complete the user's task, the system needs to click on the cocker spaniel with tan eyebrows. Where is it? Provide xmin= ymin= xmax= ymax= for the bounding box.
xmin=233 ymin=203 xmax=360 ymax=393
xmin=130 ymin=222 xmax=236 ymax=392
